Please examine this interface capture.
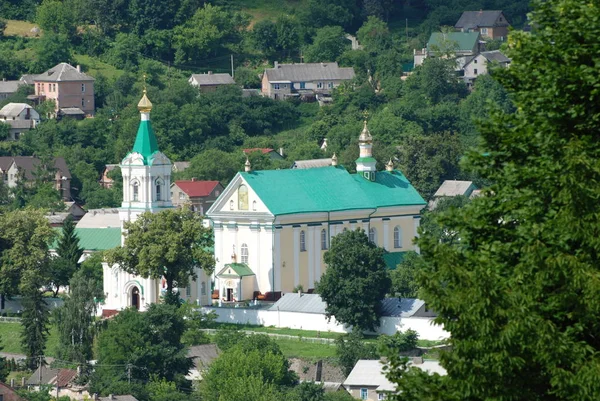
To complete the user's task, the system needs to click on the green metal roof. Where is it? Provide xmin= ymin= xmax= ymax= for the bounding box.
xmin=132 ymin=120 xmax=160 ymax=163
xmin=383 ymin=251 xmax=408 ymax=270
xmin=51 ymin=227 xmax=122 ymax=251
xmin=427 ymin=32 xmax=479 ymax=52
xmin=239 ymin=166 xmax=426 ymax=216
xmin=218 ymin=263 xmax=255 ymax=277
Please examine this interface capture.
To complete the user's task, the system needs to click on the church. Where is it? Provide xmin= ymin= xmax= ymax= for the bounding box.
xmin=100 ymin=89 xmax=212 ymax=315
xmin=205 ymin=122 xmax=426 ymax=302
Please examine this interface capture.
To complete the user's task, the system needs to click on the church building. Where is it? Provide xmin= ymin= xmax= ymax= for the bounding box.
xmin=100 ymin=89 xmax=211 ymax=315
xmin=205 ymin=122 xmax=426 ymax=302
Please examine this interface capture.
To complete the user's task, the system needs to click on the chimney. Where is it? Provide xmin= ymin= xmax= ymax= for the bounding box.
xmin=279 ymin=147 xmax=284 ymax=157
xmin=207 ymin=71 xmax=213 ymax=75
xmin=274 ymin=61 xmax=279 ymax=69
xmin=76 ymin=65 xmax=81 ymax=72
xmin=191 ymin=177 xmax=197 ymax=182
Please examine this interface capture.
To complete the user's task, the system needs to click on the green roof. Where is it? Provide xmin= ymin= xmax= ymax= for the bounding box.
xmin=239 ymin=166 xmax=426 ymax=216
xmin=132 ymin=119 xmax=159 ymax=163
xmin=427 ymin=32 xmax=479 ymax=52
xmin=383 ymin=251 xmax=408 ymax=270
xmin=51 ymin=227 xmax=122 ymax=251
xmin=218 ymin=263 xmax=255 ymax=277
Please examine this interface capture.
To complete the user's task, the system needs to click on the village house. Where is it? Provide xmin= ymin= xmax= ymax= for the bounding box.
xmin=0 ymin=156 xmax=72 ymax=200
xmin=99 ymin=164 xmax=119 ymax=188
xmin=0 ymin=381 xmax=24 ymax=401
xmin=33 ymin=63 xmax=95 ymax=117
xmin=171 ymin=179 xmax=224 ymax=215
xmin=0 ymin=103 xmax=40 ymax=140
xmin=455 ymin=10 xmax=510 ymax=40
xmin=242 ymin=148 xmax=285 ymax=160
xmin=462 ymin=50 xmax=511 ymax=88
xmin=0 ymin=79 xmax=26 ymax=100
xmin=189 ymin=72 xmax=236 ymax=92
xmin=262 ymin=62 xmax=355 ymax=101
xmin=414 ymin=31 xmax=482 ymax=69
xmin=206 ymin=122 xmax=426 ymax=302
xmin=26 ymin=366 xmax=81 ymax=400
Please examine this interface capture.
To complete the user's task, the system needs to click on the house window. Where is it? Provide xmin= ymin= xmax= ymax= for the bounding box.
xmin=474 ymin=59 xmax=478 ymax=64
xmin=132 ymin=182 xmax=139 ymax=201
xmin=274 ymin=83 xmax=280 ymax=90
xmin=474 ymin=69 xmax=478 ymax=75
xmin=179 ymin=192 xmax=185 ymax=200
xmin=229 ymin=200 xmax=234 ymax=210
xmin=82 ymin=83 xmax=86 ymax=92
xmin=238 ymin=184 xmax=249 ymax=210
xmin=394 ymin=226 xmax=402 ymax=248
xmin=321 ymin=229 xmax=327 ymax=250
xmin=328 ymin=82 xmax=333 ymax=89
xmin=37 ymin=83 xmax=41 ymax=93
xmin=360 ymin=388 xmax=368 ymax=400
xmin=369 ymin=227 xmax=377 ymax=244
xmin=317 ymin=82 xmax=323 ymax=89
xmin=300 ymin=82 xmax=306 ymax=89
xmin=156 ymin=182 xmax=162 ymax=201
xmin=300 ymin=230 xmax=306 ymax=252
xmin=481 ymin=27 xmax=488 ymax=35
xmin=343 ymin=227 xmax=348 ymax=232
xmin=378 ymin=393 xmax=385 ymax=400
xmin=241 ymin=243 xmax=249 ymax=264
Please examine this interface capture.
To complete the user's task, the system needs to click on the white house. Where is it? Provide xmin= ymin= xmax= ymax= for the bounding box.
xmin=462 ymin=50 xmax=511 ymax=88
xmin=0 ymin=103 xmax=40 ymax=140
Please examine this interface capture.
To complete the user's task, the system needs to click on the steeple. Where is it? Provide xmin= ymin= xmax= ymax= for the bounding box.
xmin=132 ymin=77 xmax=159 ymax=162
xmin=355 ymin=120 xmax=377 ymax=181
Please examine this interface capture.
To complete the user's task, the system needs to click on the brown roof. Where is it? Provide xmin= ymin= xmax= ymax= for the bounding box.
xmin=0 ymin=381 xmax=25 ymax=400
xmin=56 ymin=369 xmax=77 ymax=387
xmin=0 ymin=156 xmax=71 ymax=179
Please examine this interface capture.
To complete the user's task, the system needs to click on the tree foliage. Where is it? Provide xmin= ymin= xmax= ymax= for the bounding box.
xmin=21 ymin=289 xmax=50 ymax=369
xmin=50 ymin=216 xmax=83 ymax=296
xmin=318 ymin=229 xmax=391 ymax=331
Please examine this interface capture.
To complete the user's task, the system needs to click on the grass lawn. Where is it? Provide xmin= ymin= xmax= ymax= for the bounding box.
xmin=0 ymin=322 xmax=58 ymax=357
xmin=73 ymin=54 xmax=124 ymax=81
xmin=235 ymin=0 xmax=307 ymax=25
xmin=4 ymin=20 xmax=38 ymax=37
xmin=273 ymin=338 xmax=337 ymax=358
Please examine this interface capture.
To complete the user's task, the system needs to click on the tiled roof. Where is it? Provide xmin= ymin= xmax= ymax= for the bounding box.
xmin=265 ymin=62 xmax=355 ymax=82
xmin=243 ymin=148 xmax=275 ymax=155
xmin=238 ymin=166 xmax=426 ymax=216
xmin=190 ymin=73 xmax=235 ymax=85
xmin=56 ymin=368 xmax=77 ymax=387
xmin=0 ymin=80 xmax=24 ymax=94
xmin=455 ymin=10 xmax=509 ymax=29
xmin=174 ymin=180 xmax=220 ymax=197
xmin=0 ymin=156 xmax=71 ymax=179
xmin=35 ymin=63 xmax=95 ymax=82
xmin=427 ymin=32 xmax=480 ymax=52
xmin=51 ymin=227 xmax=122 ymax=251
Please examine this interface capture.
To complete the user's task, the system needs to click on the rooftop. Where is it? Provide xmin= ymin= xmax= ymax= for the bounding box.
xmin=0 ymin=80 xmax=24 ymax=94
xmin=76 ymin=208 xmax=120 ymax=228
xmin=190 ymin=73 xmax=235 ymax=86
xmin=0 ymin=156 xmax=71 ymax=179
xmin=0 ymin=102 xmax=35 ymax=118
xmin=291 ymin=158 xmax=333 ymax=169
xmin=174 ymin=180 xmax=220 ymax=197
xmin=344 ymin=359 xmax=446 ymax=391
xmin=427 ymin=32 xmax=480 ymax=53
xmin=35 ymin=63 xmax=95 ymax=82
xmin=187 ymin=343 xmax=220 ymax=370
xmin=455 ymin=10 xmax=509 ymax=29
xmin=433 ymin=180 xmax=476 ymax=197
xmin=265 ymin=62 xmax=355 ymax=83
xmin=51 ymin=227 xmax=122 ymax=251
xmin=238 ymin=166 xmax=426 ymax=216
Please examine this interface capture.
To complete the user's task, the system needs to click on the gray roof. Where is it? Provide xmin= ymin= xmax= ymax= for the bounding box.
xmin=27 ymin=366 xmax=59 ymax=385
xmin=190 ymin=73 xmax=235 ymax=86
xmin=76 ymin=208 xmax=120 ymax=228
xmin=434 ymin=180 xmax=476 ymax=197
xmin=59 ymin=107 xmax=85 ymax=115
xmin=187 ymin=343 xmax=220 ymax=370
xmin=0 ymin=80 xmax=24 ymax=94
xmin=46 ymin=212 xmax=72 ymax=224
xmin=35 ymin=63 xmax=95 ymax=82
xmin=265 ymin=62 xmax=355 ymax=83
xmin=99 ymin=396 xmax=139 ymax=401
xmin=172 ymin=161 xmax=190 ymax=171
xmin=379 ymin=298 xmax=426 ymax=318
xmin=269 ymin=293 xmax=327 ymax=314
xmin=455 ymin=10 xmax=509 ymax=29
xmin=0 ymin=156 xmax=71 ymax=179
xmin=480 ymin=50 xmax=511 ymax=63
xmin=20 ymin=74 xmax=36 ymax=85
xmin=292 ymin=158 xmax=333 ymax=169
xmin=343 ymin=360 xmax=394 ymax=392
xmin=0 ymin=102 xmax=34 ymax=118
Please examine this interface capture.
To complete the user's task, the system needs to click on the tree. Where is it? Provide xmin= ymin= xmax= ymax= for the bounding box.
xmin=54 ymin=269 xmax=103 ymax=364
xmin=335 ymin=332 xmax=378 ymax=376
xmin=36 ymin=0 xmax=77 ymax=39
xmin=356 ymin=16 xmax=391 ymax=53
xmin=317 ymin=229 xmax=391 ymax=331
xmin=179 ymin=302 xmax=216 ymax=346
xmin=390 ymin=251 xmax=421 ymax=298
xmin=93 ymin=303 xmax=192 ymax=394
xmin=385 ymin=0 xmax=600 ymax=399
xmin=21 ymin=289 xmax=50 ymax=370
xmin=50 ymin=216 xmax=83 ymax=296
xmin=252 ymin=20 xmax=278 ymax=57
xmin=106 ymin=209 xmax=215 ymax=304
xmin=0 ymin=18 xmax=6 ymax=37
xmin=304 ymin=26 xmax=349 ymax=63
xmin=34 ymin=33 xmax=73 ymax=72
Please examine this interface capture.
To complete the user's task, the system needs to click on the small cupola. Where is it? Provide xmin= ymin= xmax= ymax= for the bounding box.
xmin=355 ymin=120 xmax=377 ymax=181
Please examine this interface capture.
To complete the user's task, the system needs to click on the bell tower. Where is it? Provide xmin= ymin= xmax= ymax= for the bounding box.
xmin=355 ymin=120 xmax=377 ymax=181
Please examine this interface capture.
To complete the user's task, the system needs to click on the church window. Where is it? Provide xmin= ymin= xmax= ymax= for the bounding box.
xmin=229 ymin=200 xmax=234 ymax=210
xmin=201 ymin=282 xmax=206 ymax=295
xmin=252 ymin=200 xmax=257 ymax=211
xmin=155 ymin=179 xmax=162 ymax=201
xmin=321 ymin=229 xmax=327 ymax=250
xmin=238 ymin=185 xmax=249 ymax=210
xmin=369 ymin=227 xmax=377 ymax=244
xmin=132 ymin=181 xmax=139 ymax=201
xmin=241 ymin=243 xmax=249 ymax=264
xmin=394 ymin=226 xmax=402 ymax=248
xmin=300 ymin=230 xmax=306 ymax=252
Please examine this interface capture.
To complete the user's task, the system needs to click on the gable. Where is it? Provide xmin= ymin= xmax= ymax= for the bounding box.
xmin=206 ymin=174 xmax=272 ymax=216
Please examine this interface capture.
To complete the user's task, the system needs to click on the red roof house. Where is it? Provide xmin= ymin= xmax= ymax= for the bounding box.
xmin=171 ymin=179 xmax=224 ymax=215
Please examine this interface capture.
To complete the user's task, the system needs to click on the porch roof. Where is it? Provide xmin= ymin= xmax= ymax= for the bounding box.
xmin=217 ymin=263 xmax=255 ymax=277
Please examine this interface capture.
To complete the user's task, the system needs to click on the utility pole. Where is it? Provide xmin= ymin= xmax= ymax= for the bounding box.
xmin=231 ymin=54 xmax=234 ymax=78
xmin=38 ymin=356 xmax=43 ymax=385
xmin=127 ymin=364 xmax=131 ymax=385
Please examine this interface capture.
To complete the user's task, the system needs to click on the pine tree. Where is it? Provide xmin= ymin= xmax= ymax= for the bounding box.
xmin=21 ymin=289 xmax=49 ymax=370
xmin=51 ymin=216 xmax=83 ymax=296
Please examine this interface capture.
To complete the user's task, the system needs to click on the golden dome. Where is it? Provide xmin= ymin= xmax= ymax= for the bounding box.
xmin=359 ymin=120 xmax=372 ymax=143
xmin=138 ymin=89 xmax=153 ymax=113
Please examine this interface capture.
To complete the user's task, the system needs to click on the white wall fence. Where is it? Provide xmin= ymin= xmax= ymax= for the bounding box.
xmin=200 ymin=307 xmax=449 ymax=341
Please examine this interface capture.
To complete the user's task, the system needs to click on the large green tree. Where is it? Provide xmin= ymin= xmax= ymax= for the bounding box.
xmin=385 ymin=0 xmax=600 ymax=400
xmin=304 ymin=26 xmax=349 ymax=63
xmin=21 ymin=289 xmax=50 ymax=370
xmin=106 ymin=208 xmax=215 ymax=304
xmin=50 ymin=216 xmax=83 ymax=296
xmin=317 ymin=229 xmax=391 ymax=331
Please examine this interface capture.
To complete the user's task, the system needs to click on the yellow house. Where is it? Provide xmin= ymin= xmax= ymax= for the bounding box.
xmin=205 ymin=122 xmax=426 ymax=301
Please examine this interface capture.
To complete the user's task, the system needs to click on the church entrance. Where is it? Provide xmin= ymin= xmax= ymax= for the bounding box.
xmin=131 ymin=287 xmax=140 ymax=310
xmin=226 ymin=288 xmax=233 ymax=302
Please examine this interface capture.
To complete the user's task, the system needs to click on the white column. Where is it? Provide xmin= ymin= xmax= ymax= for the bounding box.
xmin=362 ymin=220 xmax=369 ymax=232
xmin=293 ymin=227 xmax=300 ymax=288
xmin=308 ymin=226 xmax=315 ymax=289
xmin=350 ymin=221 xmax=356 ymax=230
xmin=383 ymin=219 xmax=390 ymax=251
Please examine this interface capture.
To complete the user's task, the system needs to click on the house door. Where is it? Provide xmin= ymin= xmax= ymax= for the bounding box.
xmin=131 ymin=287 xmax=140 ymax=310
xmin=226 ymin=288 xmax=233 ymax=302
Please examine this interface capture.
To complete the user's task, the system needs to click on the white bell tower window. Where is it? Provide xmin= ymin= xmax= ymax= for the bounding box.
xmin=132 ymin=181 xmax=140 ymax=202
xmin=155 ymin=178 xmax=164 ymax=201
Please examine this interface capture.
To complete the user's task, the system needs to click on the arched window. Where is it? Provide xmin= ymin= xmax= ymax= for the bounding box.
xmin=394 ymin=226 xmax=402 ymax=248
xmin=321 ymin=229 xmax=327 ymax=250
xmin=229 ymin=200 xmax=234 ymax=210
xmin=369 ymin=227 xmax=377 ymax=244
xmin=155 ymin=178 xmax=163 ymax=201
xmin=300 ymin=230 xmax=306 ymax=252
xmin=238 ymin=185 xmax=248 ymax=210
xmin=132 ymin=181 xmax=139 ymax=202
xmin=241 ymin=243 xmax=249 ymax=264
xmin=252 ymin=200 xmax=257 ymax=211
